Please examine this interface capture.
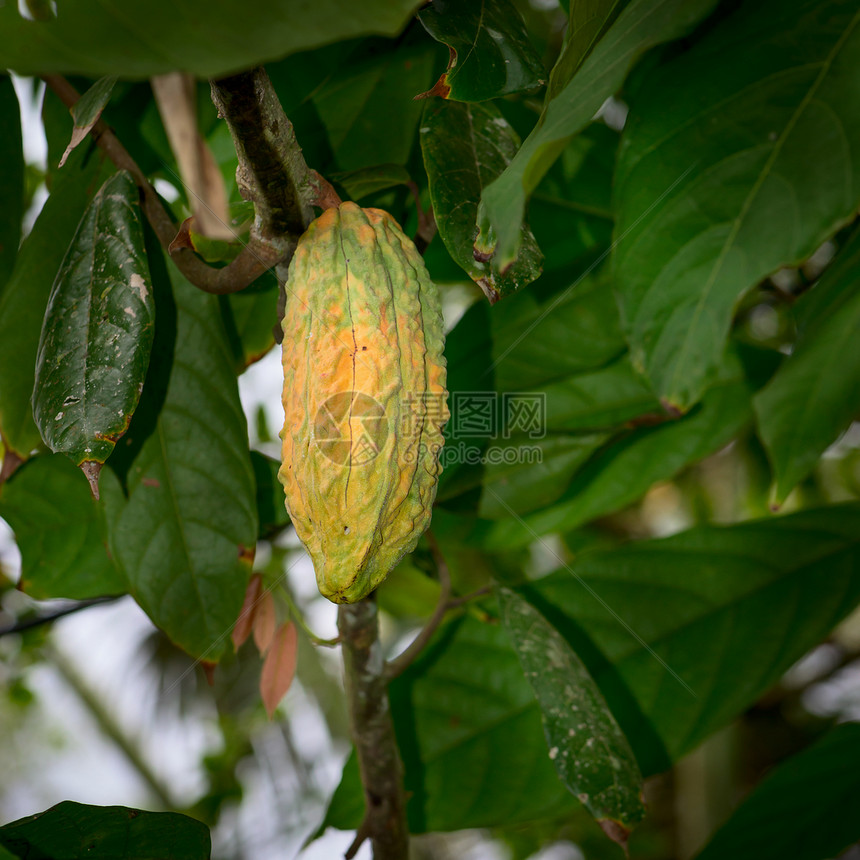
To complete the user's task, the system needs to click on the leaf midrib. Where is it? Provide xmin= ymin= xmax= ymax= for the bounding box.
xmin=665 ymin=8 xmax=860 ymax=403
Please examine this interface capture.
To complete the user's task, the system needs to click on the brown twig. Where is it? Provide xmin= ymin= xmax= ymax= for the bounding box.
xmin=42 ymin=74 xmax=288 ymax=295
xmin=445 ymin=585 xmax=492 ymax=610
xmin=338 ymin=598 xmax=410 ymax=860
xmin=0 ymin=596 xmax=119 ymax=637
xmin=384 ymin=531 xmax=452 ymax=681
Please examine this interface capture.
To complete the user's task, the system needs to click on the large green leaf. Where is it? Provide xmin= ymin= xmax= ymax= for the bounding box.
xmin=105 ymin=250 xmax=257 ymax=662
xmin=0 ymin=801 xmax=210 ymax=860
xmin=526 ymin=121 xmax=616 ymax=276
xmin=694 ymin=723 xmax=860 ymax=860
xmin=421 ymin=99 xmax=542 ymax=302
xmin=32 ymin=170 xmax=154 ymax=480
xmin=0 ymin=75 xmax=23 ymax=292
xmin=326 ymin=503 xmax=860 ymax=833
xmin=498 ymin=587 xmax=645 ymax=848
xmin=547 ymin=0 xmax=627 ymax=101
xmin=0 ymin=146 xmax=109 ymax=459
xmin=0 ymin=454 xmax=125 ymax=600
xmin=441 ymin=272 xmax=661 ymax=514
xmin=755 ymin=227 xmax=860 ymax=502
xmin=490 ymin=273 xmax=627 ymax=390
xmin=313 ymin=35 xmax=437 ymax=172
xmin=521 ymin=503 xmax=860 ymax=774
xmin=250 ymin=451 xmax=291 ymax=539
xmin=537 ymin=358 xmax=658 ymax=432
xmin=221 ymin=278 xmax=279 ymax=373
xmin=0 ymin=1 xmax=420 ymax=78
xmin=418 ymin=0 xmax=545 ymax=102
xmin=473 ymin=352 xmax=754 ymax=547
xmin=329 ymin=164 xmax=412 ymax=201
xmin=613 ymin=0 xmax=860 ymax=411
xmin=322 ymin=615 xmax=577 ymax=833
xmin=477 ymin=0 xmax=717 ymax=270
xmin=477 ymin=434 xmax=609 ymax=519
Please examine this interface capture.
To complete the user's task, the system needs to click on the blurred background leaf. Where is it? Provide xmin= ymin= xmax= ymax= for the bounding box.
xmin=0 ymin=1 xmax=422 ymax=78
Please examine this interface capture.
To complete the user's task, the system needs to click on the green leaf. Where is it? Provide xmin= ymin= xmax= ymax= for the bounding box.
xmin=322 ymin=616 xmax=577 ymax=833
xmin=441 ymin=273 xmax=658 ymax=509
xmin=498 ymin=587 xmax=645 ymax=848
xmin=32 ymin=170 xmax=154 ymax=485
xmin=0 ymin=75 xmax=24 ymax=292
xmin=614 ymin=0 xmax=860 ymax=411
xmin=547 ymin=0 xmax=627 ymax=101
xmin=221 ymin=278 xmax=279 ymax=373
xmin=313 ymin=36 xmax=437 ymax=172
xmin=491 ymin=273 xmax=627 ymax=390
xmin=329 ymin=164 xmax=412 ymax=201
xmin=418 ymin=0 xmax=545 ymax=102
xmin=694 ymin=723 xmax=860 ymax=860
xmin=421 ymin=99 xmax=542 ymax=302
xmin=522 ymin=503 xmax=860 ymax=774
xmin=755 ymin=227 xmax=860 ymax=502
xmin=537 ymin=358 xmax=659 ymax=432
xmin=474 ymin=353 xmax=753 ymax=548
xmin=376 ymin=558 xmax=443 ymax=619
xmin=0 ymin=801 xmax=210 ymax=859
xmin=478 ymin=434 xmax=609 ymax=519
xmin=0 ymin=2 xmax=421 ymax=78
xmin=477 ymin=0 xmax=717 ymax=269
xmin=0 ymin=145 xmax=110 ymax=459
xmin=105 ymin=250 xmax=257 ymax=662
xmin=0 ymin=454 xmax=125 ymax=600
xmin=526 ymin=121 xmax=616 ymax=275
xmin=251 ymin=450 xmax=290 ymax=539
xmin=59 ymin=76 xmax=117 ymax=168
xmin=326 ymin=507 xmax=860 ymax=831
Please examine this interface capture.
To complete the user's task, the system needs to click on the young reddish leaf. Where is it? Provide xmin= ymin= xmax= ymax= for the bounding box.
xmin=253 ymin=589 xmax=277 ymax=655
xmin=201 ymin=661 xmax=217 ymax=687
xmin=260 ymin=621 xmax=298 ymax=719
xmin=232 ymin=573 xmax=264 ymax=651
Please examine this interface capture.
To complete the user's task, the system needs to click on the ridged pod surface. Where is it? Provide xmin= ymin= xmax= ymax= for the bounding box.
xmin=279 ymin=202 xmax=448 ymax=603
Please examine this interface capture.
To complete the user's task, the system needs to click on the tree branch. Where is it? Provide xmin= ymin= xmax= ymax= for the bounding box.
xmin=42 ymin=74 xmax=286 ymax=295
xmin=49 ymin=645 xmax=175 ymax=808
xmin=384 ymin=532 xmax=452 ymax=681
xmin=338 ymin=599 xmax=409 ymax=860
xmin=209 ymin=68 xmax=316 ymax=248
xmin=0 ymin=596 xmax=119 ymax=637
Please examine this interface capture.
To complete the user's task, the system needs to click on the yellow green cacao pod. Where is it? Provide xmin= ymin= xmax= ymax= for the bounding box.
xmin=279 ymin=202 xmax=449 ymax=603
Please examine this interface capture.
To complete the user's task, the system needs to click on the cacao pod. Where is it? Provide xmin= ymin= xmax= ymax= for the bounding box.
xmin=279 ymin=202 xmax=448 ymax=604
